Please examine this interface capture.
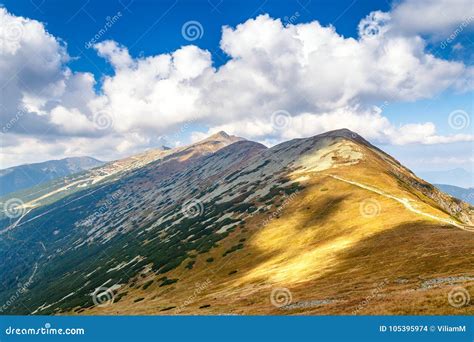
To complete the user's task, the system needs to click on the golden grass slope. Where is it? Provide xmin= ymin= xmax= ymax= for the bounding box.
xmin=77 ymin=136 xmax=474 ymax=315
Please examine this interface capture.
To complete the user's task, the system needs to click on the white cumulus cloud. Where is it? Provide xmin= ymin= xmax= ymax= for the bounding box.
xmin=0 ymin=3 xmax=473 ymax=169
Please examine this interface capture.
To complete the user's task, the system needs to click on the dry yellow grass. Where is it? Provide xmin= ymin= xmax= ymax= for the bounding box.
xmin=78 ymin=142 xmax=474 ymax=316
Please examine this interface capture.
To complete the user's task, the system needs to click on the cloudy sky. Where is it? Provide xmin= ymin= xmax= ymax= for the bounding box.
xmin=0 ymin=0 xmax=473 ymax=176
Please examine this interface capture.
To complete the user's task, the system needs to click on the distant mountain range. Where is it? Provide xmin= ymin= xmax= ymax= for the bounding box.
xmin=435 ymin=184 xmax=474 ymax=205
xmin=418 ymin=168 xmax=473 ymax=189
xmin=0 ymin=157 xmax=103 ymax=197
xmin=0 ymin=130 xmax=472 ymax=316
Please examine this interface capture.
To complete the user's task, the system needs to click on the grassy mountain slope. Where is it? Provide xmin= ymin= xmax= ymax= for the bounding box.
xmin=0 ymin=132 xmax=242 ymax=213
xmin=0 ymin=129 xmax=472 ymax=315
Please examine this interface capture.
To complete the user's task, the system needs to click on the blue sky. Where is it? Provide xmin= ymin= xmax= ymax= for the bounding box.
xmin=3 ymin=0 xmax=392 ymax=70
xmin=0 ymin=0 xmax=473 ymax=182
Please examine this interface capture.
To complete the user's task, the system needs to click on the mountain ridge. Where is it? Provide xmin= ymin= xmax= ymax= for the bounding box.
xmin=0 ymin=156 xmax=104 ymax=197
xmin=435 ymin=184 xmax=474 ymax=205
xmin=0 ymin=132 xmax=243 ymax=210
xmin=0 ymin=129 xmax=472 ymax=315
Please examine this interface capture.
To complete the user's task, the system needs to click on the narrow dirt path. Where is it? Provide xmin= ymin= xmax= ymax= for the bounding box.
xmin=329 ymin=174 xmax=474 ymax=232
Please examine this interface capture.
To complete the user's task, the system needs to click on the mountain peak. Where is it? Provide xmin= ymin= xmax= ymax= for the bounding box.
xmin=320 ymin=128 xmax=359 ymax=139
xmin=207 ymin=131 xmax=231 ymax=140
xmin=3 ymin=126 xmax=474 ymax=316
xmin=214 ymin=131 xmax=230 ymax=138
xmin=202 ymin=131 xmax=244 ymax=144
xmin=311 ymin=128 xmax=378 ymax=149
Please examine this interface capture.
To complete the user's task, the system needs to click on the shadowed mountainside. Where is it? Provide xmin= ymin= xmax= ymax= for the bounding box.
xmin=0 ymin=129 xmax=472 ymax=315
